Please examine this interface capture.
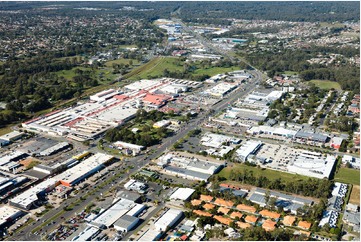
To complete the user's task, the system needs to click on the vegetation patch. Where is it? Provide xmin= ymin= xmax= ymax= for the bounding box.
xmin=104 ymin=58 xmax=139 ymax=67
xmin=130 ymin=57 xmax=183 ymax=80
xmin=0 ymin=125 xmax=12 ymax=136
xmin=105 ymin=109 xmax=177 ymax=147
xmin=334 ymin=167 xmax=360 ymax=185
xmin=282 ymin=71 xmax=299 ymax=75
xmin=310 ymin=80 xmax=342 ymax=90
xmin=216 ymin=163 xmax=332 ymax=198
xmin=218 ymin=164 xmax=310 ymax=183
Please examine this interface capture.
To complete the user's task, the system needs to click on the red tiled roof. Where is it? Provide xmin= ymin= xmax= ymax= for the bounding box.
xmin=203 ymin=203 xmax=215 ymax=210
xmin=230 ymin=211 xmax=243 ymax=219
xmin=200 ymin=195 xmax=213 ymax=202
xmin=236 ymin=204 xmax=257 ymax=213
xmin=298 ymin=221 xmax=312 ymax=230
xmin=283 ymin=215 xmax=296 ymax=226
xmin=245 ymin=215 xmax=258 ymax=224
xmin=259 ymin=210 xmax=281 ymax=219
xmin=193 ymin=210 xmax=212 ymax=217
xmin=213 ymin=215 xmax=233 ymax=226
xmin=214 ymin=198 xmax=234 ymax=208
xmin=262 ymin=219 xmax=277 ymax=231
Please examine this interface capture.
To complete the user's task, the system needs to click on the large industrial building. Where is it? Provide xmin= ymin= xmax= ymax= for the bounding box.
xmin=90 ymin=198 xmax=136 ymax=229
xmin=72 ymin=226 xmax=100 ymax=241
xmin=200 ymin=132 xmax=240 ymax=149
xmin=158 ymin=153 xmax=224 ymax=181
xmin=235 ymin=140 xmax=263 ymax=162
xmin=202 ymin=82 xmax=238 ymax=98
xmin=287 ymin=152 xmax=337 ymax=179
xmin=247 ymin=125 xmax=298 ymax=139
xmin=169 ymin=188 xmax=195 ymax=201
xmin=0 ymin=131 xmax=23 ymax=142
xmin=113 ymin=215 xmax=139 ymax=233
xmin=55 ymin=153 xmax=114 ymax=187
xmin=0 ymin=205 xmax=24 ymax=228
xmin=22 ymin=78 xmax=200 ymax=141
xmin=154 ymin=208 xmax=183 ymax=232
xmin=9 ymin=178 xmax=58 ymax=210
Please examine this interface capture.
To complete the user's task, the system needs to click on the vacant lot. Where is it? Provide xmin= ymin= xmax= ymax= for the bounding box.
xmin=349 ymin=185 xmax=360 ymax=205
xmin=128 ymin=56 xmax=241 ymax=80
xmin=130 ymin=57 xmax=183 ymax=80
xmin=0 ymin=125 xmax=12 ymax=136
xmin=104 ymin=58 xmax=139 ymax=67
xmin=218 ymin=163 xmax=310 ymax=183
xmin=310 ymin=80 xmax=342 ymax=90
xmin=334 ymin=167 xmax=360 ymax=185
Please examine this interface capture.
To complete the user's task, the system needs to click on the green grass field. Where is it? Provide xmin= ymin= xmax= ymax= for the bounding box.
xmin=0 ymin=126 xmax=12 ymax=136
xmin=218 ymin=163 xmax=310 ymax=183
xmin=334 ymin=167 xmax=360 ymax=185
xmin=128 ymin=56 xmax=242 ymax=80
xmin=133 ymin=57 xmax=183 ymax=79
xmin=104 ymin=58 xmax=139 ymax=67
xmin=310 ymin=80 xmax=342 ymax=90
xmin=283 ymin=71 xmax=299 ymax=76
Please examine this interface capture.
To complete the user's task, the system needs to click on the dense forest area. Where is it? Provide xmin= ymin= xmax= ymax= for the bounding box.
xmin=0 ymin=1 xmax=359 ymax=23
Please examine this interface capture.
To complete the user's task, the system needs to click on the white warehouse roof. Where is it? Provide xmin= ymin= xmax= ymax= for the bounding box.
xmin=0 ymin=205 xmax=23 ymax=226
xmin=10 ymin=178 xmax=58 ymax=209
xmin=170 ymin=188 xmax=195 ymax=201
xmin=72 ymin=226 xmax=99 ymax=241
xmin=154 ymin=208 xmax=183 ymax=232
xmin=91 ymin=198 xmax=135 ymax=228
xmin=125 ymin=204 xmax=146 ymax=217
xmin=55 ymin=153 xmax=113 ymax=186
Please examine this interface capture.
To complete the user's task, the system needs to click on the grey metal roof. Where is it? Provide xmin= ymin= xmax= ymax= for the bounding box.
xmin=236 ymin=112 xmax=266 ymax=121
xmin=254 ymin=188 xmax=314 ymax=205
xmin=164 ymin=166 xmax=211 ymax=180
xmin=249 ymin=193 xmax=266 ymax=205
xmin=220 ymin=187 xmax=248 ymax=198
xmin=117 ymin=191 xmax=141 ymax=202
xmin=114 ymin=215 xmax=139 ymax=228
xmin=295 ymin=131 xmax=329 ymax=142
xmin=343 ymin=211 xmax=360 ymax=225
